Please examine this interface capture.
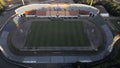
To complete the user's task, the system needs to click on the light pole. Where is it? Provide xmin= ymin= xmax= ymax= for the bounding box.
xmin=49 ymin=8 xmax=51 ymax=16
xmin=64 ymin=9 xmax=66 ymax=16
xmin=57 ymin=1 xmax=58 ymax=14
xmin=56 ymin=1 xmax=59 ymax=18
xmin=90 ymin=0 xmax=93 ymax=6
xmin=21 ymin=0 xmax=25 ymax=5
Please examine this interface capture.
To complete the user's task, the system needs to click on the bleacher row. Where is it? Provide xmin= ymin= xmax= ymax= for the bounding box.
xmin=69 ymin=6 xmax=98 ymax=14
xmin=69 ymin=10 xmax=90 ymax=16
xmin=24 ymin=9 xmax=90 ymax=16
xmin=25 ymin=10 xmax=89 ymax=16
xmin=25 ymin=10 xmax=47 ymax=16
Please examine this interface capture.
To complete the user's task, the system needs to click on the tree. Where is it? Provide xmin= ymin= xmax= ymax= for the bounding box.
xmin=0 ymin=0 xmax=6 ymax=6
xmin=103 ymin=1 xmax=120 ymax=16
xmin=86 ymin=0 xmax=96 ymax=5
xmin=0 ymin=0 xmax=6 ymax=15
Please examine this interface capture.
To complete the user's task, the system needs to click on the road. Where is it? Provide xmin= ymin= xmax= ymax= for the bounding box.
xmin=0 ymin=10 xmax=15 ymax=27
xmin=0 ymin=52 xmax=21 ymax=68
xmin=0 ymin=6 xmax=23 ymax=68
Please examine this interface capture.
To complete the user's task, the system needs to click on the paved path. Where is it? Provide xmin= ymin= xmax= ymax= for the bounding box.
xmin=0 ymin=9 xmax=15 ymax=28
xmin=0 ymin=52 xmax=21 ymax=68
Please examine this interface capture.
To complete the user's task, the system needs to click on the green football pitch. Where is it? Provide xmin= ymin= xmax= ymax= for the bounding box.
xmin=25 ymin=21 xmax=90 ymax=47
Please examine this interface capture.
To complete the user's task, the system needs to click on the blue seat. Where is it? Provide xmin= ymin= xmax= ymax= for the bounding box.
xmin=4 ymin=24 xmax=12 ymax=32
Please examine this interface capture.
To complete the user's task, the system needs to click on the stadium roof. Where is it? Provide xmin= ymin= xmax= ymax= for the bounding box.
xmin=95 ymin=5 xmax=108 ymax=13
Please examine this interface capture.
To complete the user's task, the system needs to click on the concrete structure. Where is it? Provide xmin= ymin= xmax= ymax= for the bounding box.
xmin=95 ymin=5 xmax=109 ymax=17
xmin=0 ymin=15 xmax=114 ymax=64
xmin=15 ymin=4 xmax=99 ymax=17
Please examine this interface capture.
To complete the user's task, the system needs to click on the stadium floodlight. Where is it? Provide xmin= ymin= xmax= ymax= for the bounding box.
xmin=21 ymin=0 xmax=25 ymax=5
xmin=49 ymin=8 xmax=51 ymax=16
xmin=64 ymin=9 xmax=66 ymax=16
xmin=90 ymin=0 xmax=93 ymax=6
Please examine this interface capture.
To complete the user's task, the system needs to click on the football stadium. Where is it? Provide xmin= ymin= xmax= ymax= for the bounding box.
xmin=0 ymin=0 xmax=116 ymax=64
xmin=10 ymin=4 xmax=103 ymax=52
xmin=0 ymin=2 xmax=114 ymax=64
xmin=6 ymin=3 xmax=112 ymax=59
xmin=15 ymin=4 xmax=99 ymax=17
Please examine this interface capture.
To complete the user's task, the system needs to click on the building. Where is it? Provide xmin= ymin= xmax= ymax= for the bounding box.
xmin=15 ymin=4 xmax=99 ymax=17
xmin=95 ymin=5 xmax=109 ymax=17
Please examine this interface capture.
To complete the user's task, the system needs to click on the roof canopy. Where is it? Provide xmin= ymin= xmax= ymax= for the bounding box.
xmin=15 ymin=4 xmax=99 ymax=15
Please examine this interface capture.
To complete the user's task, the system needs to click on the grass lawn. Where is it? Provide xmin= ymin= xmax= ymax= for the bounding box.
xmin=25 ymin=20 xmax=90 ymax=47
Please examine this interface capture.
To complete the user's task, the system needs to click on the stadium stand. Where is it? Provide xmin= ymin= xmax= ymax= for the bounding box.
xmin=36 ymin=10 xmax=46 ymax=16
xmin=15 ymin=4 xmax=99 ymax=17
xmin=25 ymin=10 xmax=36 ymax=15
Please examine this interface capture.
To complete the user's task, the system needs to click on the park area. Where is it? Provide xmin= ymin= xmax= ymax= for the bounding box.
xmin=25 ymin=20 xmax=90 ymax=47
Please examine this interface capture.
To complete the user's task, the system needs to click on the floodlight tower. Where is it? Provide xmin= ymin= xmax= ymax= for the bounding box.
xmin=49 ymin=8 xmax=51 ymax=16
xmin=90 ymin=0 xmax=93 ymax=6
xmin=64 ymin=9 xmax=66 ymax=16
xmin=56 ymin=1 xmax=59 ymax=17
xmin=21 ymin=0 xmax=25 ymax=5
xmin=57 ymin=1 xmax=58 ymax=14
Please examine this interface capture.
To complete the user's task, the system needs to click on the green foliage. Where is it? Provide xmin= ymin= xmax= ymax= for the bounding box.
xmin=0 ymin=0 xmax=6 ymax=6
xmin=103 ymin=1 xmax=120 ymax=16
xmin=73 ymin=0 xmax=96 ymax=5
xmin=86 ymin=0 xmax=96 ymax=5
xmin=0 ymin=4 xmax=3 ymax=9
xmin=0 ymin=6 xmax=3 ymax=14
xmin=0 ymin=0 xmax=6 ymax=14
